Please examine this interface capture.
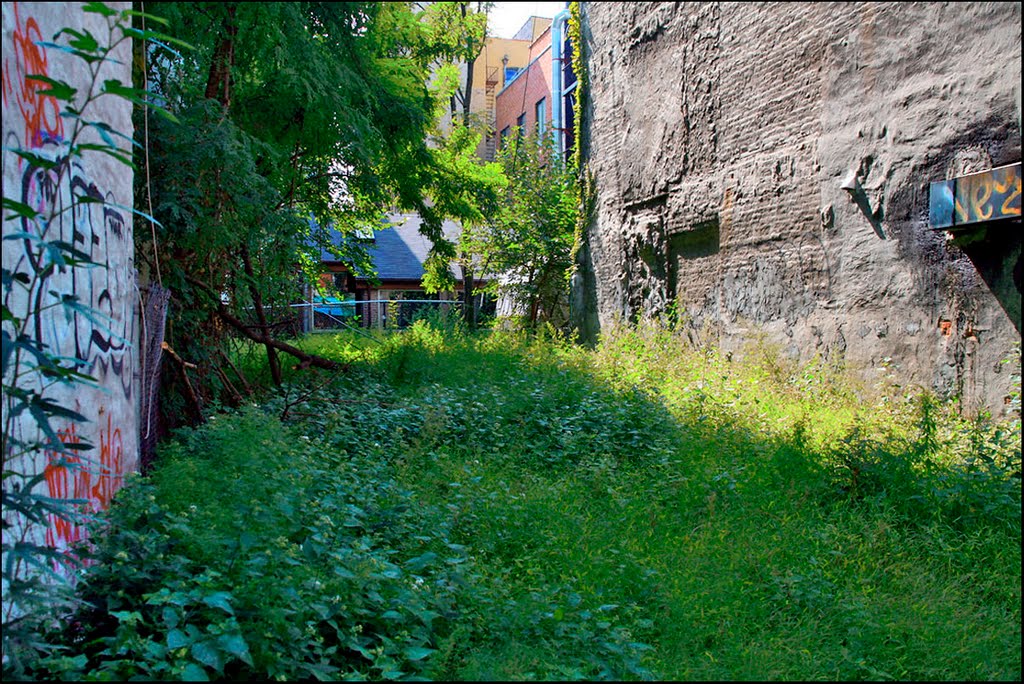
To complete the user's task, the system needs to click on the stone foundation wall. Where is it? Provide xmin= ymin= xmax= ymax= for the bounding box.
xmin=575 ymin=1 xmax=1022 ymax=414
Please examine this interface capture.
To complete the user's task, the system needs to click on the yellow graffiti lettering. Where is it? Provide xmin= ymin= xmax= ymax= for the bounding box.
xmin=954 ymin=196 xmax=968 ymax=223
xmin=1000 ymin=175 xmax=1021 ymax=218
xmin=992 ymin=167 xmax=1014 ymax=193
xmin=971 ymin=178 xmax=993 ymax=221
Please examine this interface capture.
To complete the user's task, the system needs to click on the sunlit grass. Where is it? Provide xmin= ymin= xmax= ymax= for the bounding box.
xmin=35 ymin=320 xmax=1019 ymax=681
xmin=324 ymin=320 xmax=1021 ymax=680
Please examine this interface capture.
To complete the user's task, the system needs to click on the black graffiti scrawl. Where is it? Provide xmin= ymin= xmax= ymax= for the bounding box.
xmin=12 ymin=138 xmax=135 ymax=400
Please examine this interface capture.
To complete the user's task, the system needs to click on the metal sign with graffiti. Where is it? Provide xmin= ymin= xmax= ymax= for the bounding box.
xmin=929 ymin=162 xmax=1022 ymax=230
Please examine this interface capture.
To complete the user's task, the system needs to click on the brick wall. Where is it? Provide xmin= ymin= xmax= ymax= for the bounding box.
xmin=576 ymin=1 xmax=1022 ymax=414
xmin=495 ymin=27 xmax=555 ymax=148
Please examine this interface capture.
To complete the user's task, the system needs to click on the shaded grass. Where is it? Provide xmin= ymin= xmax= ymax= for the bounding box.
xmin=341 ymin=321 xmax=1021 ymax=680
xmin=25 ymin=320 xmax=1020 ymax=681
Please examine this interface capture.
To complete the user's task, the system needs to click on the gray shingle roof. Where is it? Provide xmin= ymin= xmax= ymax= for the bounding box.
xmin=319 ymin=213 xmax=464 ymax=282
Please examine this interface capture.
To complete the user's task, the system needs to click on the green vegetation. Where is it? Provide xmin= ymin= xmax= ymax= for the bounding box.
xmin=15 ymin=322 xmax=1021 ymax=681
xmin=462 ymin=131 xmax=578 ymax=329
xmin=136 ymin=1 xmax=500 ymax=418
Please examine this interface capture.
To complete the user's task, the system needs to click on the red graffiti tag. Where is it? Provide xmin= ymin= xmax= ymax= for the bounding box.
xmin=43 ymin=414 xmax=126 ymax=558
xmin=1 ymin=2 xmax=65 ymax=147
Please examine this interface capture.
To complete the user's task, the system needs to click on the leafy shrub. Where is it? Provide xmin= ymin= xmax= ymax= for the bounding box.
xmin=23 ymin=407 xmax=486 ymax=681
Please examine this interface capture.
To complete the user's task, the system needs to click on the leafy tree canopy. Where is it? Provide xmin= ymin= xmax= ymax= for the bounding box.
xmin=463 ymin=130 xmax=577 ymax=328
xmin=136 ymin=1 xmax=502 ymax=418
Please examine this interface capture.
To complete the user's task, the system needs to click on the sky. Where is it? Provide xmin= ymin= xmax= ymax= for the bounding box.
xmin=486 ymin=1 xmax=568 ymax=39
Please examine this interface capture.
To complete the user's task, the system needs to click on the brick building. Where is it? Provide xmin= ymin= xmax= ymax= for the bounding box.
xmin=573 ymin=2 xmax=1021 ymax=414
xmin=494 ymin=7 xmax=576 ymax=156
xmin=494 ymin=20 xmax=553 ymax=148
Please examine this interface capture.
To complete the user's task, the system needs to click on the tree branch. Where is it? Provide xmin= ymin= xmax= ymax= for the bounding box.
xmin=216 ymin=305 xmax=343 ymax=371
xmin=184 ymin=274 xmax=345 ymax=372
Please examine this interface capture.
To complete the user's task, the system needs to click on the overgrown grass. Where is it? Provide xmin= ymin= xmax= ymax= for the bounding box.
xmin=17 ymin=321 xmax=1021 ymax=681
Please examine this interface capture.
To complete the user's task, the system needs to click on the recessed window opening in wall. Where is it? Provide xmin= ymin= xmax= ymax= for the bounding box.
xmin=667 ymin=219 xmax=721 ymax=301
xmin=670 ymin=219 xmax=721 ymax=260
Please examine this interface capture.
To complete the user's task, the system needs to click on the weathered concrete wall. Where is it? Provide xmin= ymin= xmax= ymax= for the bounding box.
xmin=2 ymin=2 xmax=137 ymax=565
xmin=575 ymin=1 xmax=1022 ymax=414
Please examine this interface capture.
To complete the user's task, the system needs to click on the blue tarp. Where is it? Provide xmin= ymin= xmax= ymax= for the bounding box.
xmin=313 ymin=296 xmax=356 ymax=317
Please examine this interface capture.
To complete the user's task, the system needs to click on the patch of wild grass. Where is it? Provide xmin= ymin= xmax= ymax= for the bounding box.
xmin=24 ymin=319 xmax=1020 ymax=680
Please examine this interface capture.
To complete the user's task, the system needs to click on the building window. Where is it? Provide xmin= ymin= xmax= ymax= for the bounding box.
xmin=504 ymin=66 xmax=520 ymax=85
xmin=499 ymin=126 xmax=511 ymax=149
xmin=563 ymin=85 xmax=577 ymax=155
xmin=535 ymin=97 xmax=546 ymax=136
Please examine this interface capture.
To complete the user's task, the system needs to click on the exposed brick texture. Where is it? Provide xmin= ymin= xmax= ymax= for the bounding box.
xmin=495 ymin=26 xmax=555 ymax=148
xmin=575 ymin=1 xmax=1022 ymax=414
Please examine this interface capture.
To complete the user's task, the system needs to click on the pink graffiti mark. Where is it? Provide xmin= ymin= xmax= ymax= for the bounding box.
xmin=2 ymin=2 xmax=65 ymax=148
xmin=43 ymin=414 xmax=126 ymax=567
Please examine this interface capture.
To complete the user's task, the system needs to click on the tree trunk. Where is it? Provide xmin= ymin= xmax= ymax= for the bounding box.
xmin=462 ymin=264 xmax=475 ymax=329
xmin=205 ymin=4 xmax=237 ymax=108
xmin=461 ymin=2 xmax=475 ymax=121
xmin=241 ymin=245 xmax=283 ymax=386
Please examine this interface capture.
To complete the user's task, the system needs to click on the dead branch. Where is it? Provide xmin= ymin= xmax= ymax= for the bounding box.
xmin=161 ymin=341 xmax=203 ymax=422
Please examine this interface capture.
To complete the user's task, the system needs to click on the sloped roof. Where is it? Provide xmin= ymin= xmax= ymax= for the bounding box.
xmin=319 ymin=213 xmax=465 ymax=282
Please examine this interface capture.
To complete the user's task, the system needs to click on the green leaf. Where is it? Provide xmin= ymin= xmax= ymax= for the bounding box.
xmin=122 ymin=8 xmax=171 ymax=27
xmin=145 ymin=639 xmax=168 ymax=660
xmin=105 ymin=200 xmax=164 ymax=228
xmin=217 ymin=633 xmax=253 ymax=666
xmin=2 ymin=197 xmax=41 ymax=221
xmin=201 ymin=591 xmax=234 ymax=614
xmin=162 ymin=606 xmax=180 ymax=629
xmin=54 ymin=28 xmax=100 ymax=53
xmin=405 ymin=551 xmax=437 ymax=572
xmin=26 ymin=74 xmax=76 ymax=101
xmin=82 ymin=1 xmax=118 ymax=17
xmin=34 ymin=41 xmax=103 ymax=64
xmin=110 ymin=610 xmax=141 ymax=624
xmin=167 ymin=628 xmax=190 ymax=649
xmin=32 ymin=395 xmax=88 ymax=422
xmin=191 ymin=641 xmax=224 ymax=671
xmin=414 ymin=609 xmax=441 ymax=626
xmin=7 ymin=148 xmax=60 ymax=170
xmin=181 ymin=663 xmax=209 ymax=682
xmin=120 ymin=25 xmax=194 ymax=52
xmin=4 ymin=230 xmax=43 ymax=243
xmin=73 ymin=143 xmax=136 ymax=169
xmin=2 ymin=269 xmax=31 ymax=288
xmin=101 ymin=79 xmax=178 ymax=122
xmin=403 ymin=646 xmax=435 ymax=661
xmin=60 ymin=297 xmax=130 ymax=348
xmin=47 ymin=240 xmax=96 ymax=264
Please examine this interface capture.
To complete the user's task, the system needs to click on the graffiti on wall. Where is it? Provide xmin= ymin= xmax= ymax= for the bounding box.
xmin=1 ymin=2 xmax=65 ymax=147
xmin=42 ymin=414 xmax=125 ymax=554
xmin=929 ymin=162 xmax=1022 ymax=229
xmin=3 ymin=2 xmax=135 ymax=564
xmin=7 ymin=138 xmax=136 ymax=398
